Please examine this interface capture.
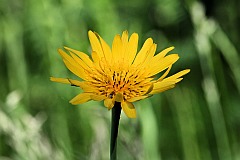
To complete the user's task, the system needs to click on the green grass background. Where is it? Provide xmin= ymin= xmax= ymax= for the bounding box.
xmin=0 ymin=0 xmax=240 ymax=159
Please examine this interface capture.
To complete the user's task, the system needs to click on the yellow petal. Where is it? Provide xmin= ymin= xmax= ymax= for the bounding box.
xmin=145 ymin=83 xmax=154 ymax=94
xmin=164 ymin=69 xmax=190 ymax=81
xmin=88 ymin=31 xmax=104 ymax=58
xmin=64 ymin=47 xmax=94 ymax=68
xmin=157 ymin=65 xmax=172 ymax=82
xmin=99 ymin=35 xmax=112 ymax=63
xmin=155 ymin=46 xmax=175 ymax=59
xmin=147 ymin=54 xmax=179 ymax=77
xmin=121 ymin=101 xmax=136 ymax=118
xmin=50 ymin=77 xmax=71 ymax=84
xmin=69 ymin=93 xmax=92 ymax=105
xmin=90 ymin=94 xmax=106 ymax=101
xmin=127 ymin=96 xmax=148 ymax=102
xmin=133 ymin=38 xmax=153 ymax=66
xmin=66 ymin=79 xmax=86 ymax=87
xmin=58 ymin=49 xmax=76 ymax=65
xmin=126 ymin=33 xmax=138 ymax=65
xmin=58 ymin=49 xmax=88 ymax=80
xmin=138 ymin=43 xmax=157 ymax=68
xmin=69 ymin=51 xmax=90 ymax=72
xmin=143 ymin=43 xmax=157 ymax=64
xmin=50 ymin=77 xmax=85 ymax=87
xmin=50 ymin=77 xmax=98 ymax=93
xmin=121 ymin=31 xmax=129 ymax=63
xmin=175 ymin=78 xmax=183 ymax=83
xmin=150 ymin=81 xmax=176 ymax=94
xmin=91 ymin=51 xmax=100 ymax=63
xmin=62 ymin=59 xmax=88 ymax=80
xmin=79 ymin=82 xmax=98 ymax=92
xmin=104 ymin=98 xmax=115 ymax=110
xmin=149 ymin=47 xmax=176 ymax=66
xmin=121 ymin=30 xmax=129 ymax=48
xmin=112 ymin=34 xmax=123 ymax=63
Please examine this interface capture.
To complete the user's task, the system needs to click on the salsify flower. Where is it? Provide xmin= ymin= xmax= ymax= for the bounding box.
xmin=50 ymin=31 xmax=190 ymax=118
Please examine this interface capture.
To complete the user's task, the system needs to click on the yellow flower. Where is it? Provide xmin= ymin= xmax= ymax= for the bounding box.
xmin=50 ymin=31 xmax=190 ymax=118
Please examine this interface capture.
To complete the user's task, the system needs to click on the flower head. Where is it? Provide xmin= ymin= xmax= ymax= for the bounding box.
xmin=51 ymin=31 xmax=190 ymax=118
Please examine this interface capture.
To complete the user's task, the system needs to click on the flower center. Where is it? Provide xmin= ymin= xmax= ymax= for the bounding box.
xmin=88 ymin=67 xmax=153 ymax=101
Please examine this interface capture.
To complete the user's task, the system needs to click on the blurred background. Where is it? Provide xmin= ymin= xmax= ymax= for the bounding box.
xmin=0 ymin=0 xmax=240 ymax=159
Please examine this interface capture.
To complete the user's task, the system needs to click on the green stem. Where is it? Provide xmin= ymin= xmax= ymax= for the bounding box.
xmin=110 ymin=102 xmax=122 ymax=160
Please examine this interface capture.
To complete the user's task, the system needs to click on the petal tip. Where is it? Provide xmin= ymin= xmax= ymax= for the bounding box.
xmin=63 ymin=46 xmax=70 ymax=50
xmin=185 ymin=69 xmax=191 ymax=73
xmin=57 ymin=48 xmax=65 ymax=56
xmin=122 ymin=30 xmax=128 ymax=35
xmin=170 ymin=46 xmax=175 ymax=49
xmin=69 ymin=100 xmax=76 ymax=105
xmin=88 ymin=30 xmax=93 ymax=34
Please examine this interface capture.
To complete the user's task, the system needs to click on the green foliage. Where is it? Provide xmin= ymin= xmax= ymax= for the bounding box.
xmin=0 ymin=0 xmax=240 ymax=159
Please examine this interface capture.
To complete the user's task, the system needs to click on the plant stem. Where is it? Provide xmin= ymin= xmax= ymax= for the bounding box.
xmin=110 ymin=102 xmax=122 ymax=160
